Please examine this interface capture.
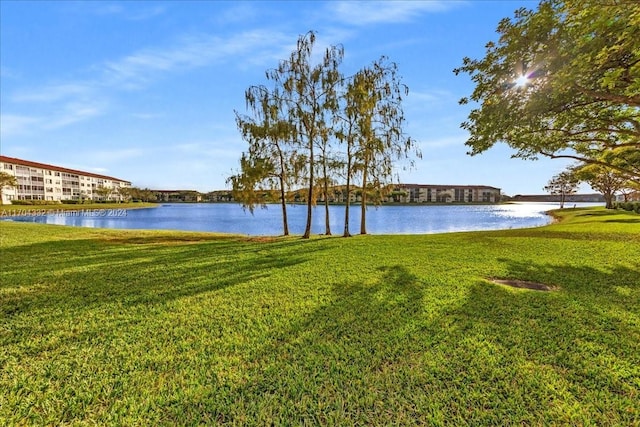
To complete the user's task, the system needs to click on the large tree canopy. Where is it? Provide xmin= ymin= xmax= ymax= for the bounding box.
xmin=455 ymin=0 xmax=640 ymax=180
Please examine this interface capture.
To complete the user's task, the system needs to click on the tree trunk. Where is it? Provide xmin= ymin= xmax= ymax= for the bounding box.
xmin=360 ymin=165 xmax=368 ymax=235
xmin=303 ymin=139 xmax=314 ymax=239
xmin=323 ymin=162 xmax=331 ymax=235
xmin=604 ymin=191 xmax=614 ymax=209
xmin=279 ymin=175 xmax=289 ymax=236
xmin=324 ymin=197 xmax=331 ymax=235
xmin=343 ymin=159 xmax=352 ymax=237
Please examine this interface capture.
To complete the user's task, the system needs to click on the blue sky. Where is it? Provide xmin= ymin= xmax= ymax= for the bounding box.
xmin=1 ymin=0 xmax=584 ymax=196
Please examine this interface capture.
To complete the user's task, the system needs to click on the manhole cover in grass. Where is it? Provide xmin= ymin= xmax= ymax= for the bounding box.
xmin=488 ymin=278 xmax=559 ymax=291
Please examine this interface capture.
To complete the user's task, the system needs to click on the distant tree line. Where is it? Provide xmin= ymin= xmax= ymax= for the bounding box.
xmin=546 ymin=163 xmax=640 ymax=209
xmin=118 ymin=187 xmax=158 ymax=203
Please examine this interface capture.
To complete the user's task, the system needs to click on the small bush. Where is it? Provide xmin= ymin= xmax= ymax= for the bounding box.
xmin=613 ymin=201 xmax=640 ymax=213
xmin=7 ymin=200 xmax=58 ymax=205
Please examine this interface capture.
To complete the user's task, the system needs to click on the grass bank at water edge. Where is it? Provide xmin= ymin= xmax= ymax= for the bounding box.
xmin=1 ymin=207 xmax=639 ymax=425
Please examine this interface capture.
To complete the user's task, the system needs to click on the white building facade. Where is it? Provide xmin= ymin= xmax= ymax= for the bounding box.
xmin=390 ymin=184 xmax=501 ymax=203
xmin=1 ymin=156 xmax=131 ymax=204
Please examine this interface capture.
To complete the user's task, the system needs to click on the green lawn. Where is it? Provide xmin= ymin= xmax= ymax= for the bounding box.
xmin=1 ymin=207 xmax=639 ymax=425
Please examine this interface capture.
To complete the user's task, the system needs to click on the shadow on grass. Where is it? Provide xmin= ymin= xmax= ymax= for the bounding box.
xmin=169 ymin=261 xmax=640 ymax=424
xmin=487 ymin=228 xmax=639 ymax=242
xmin=494 ymin=257 xmax=640 ymax=294
xmin=161 ymin=265 xmax=437 ymax=424
xmin=602 ymin=218 xmax=640 ymax=224
xmin=3 ymin=227 xmax=639 ymax=424
xmin=0 ymin=236 xmax=327 ymax=317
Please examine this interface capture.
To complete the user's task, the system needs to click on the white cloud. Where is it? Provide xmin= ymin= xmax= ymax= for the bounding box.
xmin=213 ymin=3 xmax=261 ymax=25
xmin=131 ymin=112 xmax=164 ymax=120
xmin=4 ymin=29 xmax=292 ymax=134
xmin=89 ymin=167 xmax=109 ymax=174
xmin=44 ymin=102 xmax=105 ymax=129
xmin=90 ymin=3 xmax=124 ymax=16
xmin=0 ymin=65 xmax=20 ymax=79
xmin=0 ymin=101 xmax=104 ymax=138
xmin=88 ymin=2 xmax=166 ymax=21
xmin=172 ymin=140 xmax=241 ymax=160
xmin=0 ymin=114 xmax=41 ymax=138
xmin=418 ymin=134 xmax=467 ymax=149
xmin=90 ymin=148 xmax=145 ymax=163
xmin=126 ymin=5 xmax=167 ymax=21
xmin=330 ymin=1 xmax=462 ymax=26
xmin=12 ymin=83 xmax=93 ymax=103
xmin=102 ymin=29 xmax=291 ymax=88
xmin=407 ymin=89 xmax=455 ymax=106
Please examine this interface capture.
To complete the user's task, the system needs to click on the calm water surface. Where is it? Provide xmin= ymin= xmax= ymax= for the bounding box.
xmin=7 ymin=202 xmax=602 ymax=236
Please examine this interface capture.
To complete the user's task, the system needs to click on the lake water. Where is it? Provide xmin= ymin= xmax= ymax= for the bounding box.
xmin=5 ymin=202 xmax=603 ymax=236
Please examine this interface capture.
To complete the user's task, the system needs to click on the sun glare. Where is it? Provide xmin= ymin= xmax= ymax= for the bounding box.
xmin=515 ymin=74 xmax=529 ymax=87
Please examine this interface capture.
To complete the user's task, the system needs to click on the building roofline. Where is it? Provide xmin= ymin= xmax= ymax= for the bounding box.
xmin=399 ymin=184 xmax=501 ymax=191
xmin=0 ymin=155 xmax=131 ymax=184
xmin=152 ymin=189 xmax=200 ymax=193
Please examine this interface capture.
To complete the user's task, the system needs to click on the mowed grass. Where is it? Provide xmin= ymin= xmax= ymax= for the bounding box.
xmin=1 ymin=207 xmax=639 ymax=425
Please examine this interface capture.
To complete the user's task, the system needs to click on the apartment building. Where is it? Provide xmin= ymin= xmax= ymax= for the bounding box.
xmin=310 ymin=184 xmax=501 ymax=204
xmin=390 ymin=184 xmax=501 ymax=203
xmin=0 ymin=155 xmax=131 ymax=204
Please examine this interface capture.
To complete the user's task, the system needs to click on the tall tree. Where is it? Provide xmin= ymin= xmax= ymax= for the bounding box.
xmin=0 ymin=172 xmax=18 ymax=205
xmin=117 ymin=186 xmax=133 ymax=203
xmin=455 ymin=0 xmax=640 ymax=180
xmin=335 ymin=77 xmax=361 ymax=237
xmin=571 ymin=163 xmax=628 ymax=209
xmin=266 ymin=31 xmax=344 ymax=238
xmin=232 ymin=85 xmax=300 ymax=236
xmin=350 ymin=57 xmax=419 ymax=235
xmin=316 ymin=124 xmax=339 ymax=235
xmin=618 ymin=180 xmax=640 ymax=202
xmin=94 ymin=185 xmax=113 ymax=202
xmin=544 ymin=170 xmax=579 ymax=208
